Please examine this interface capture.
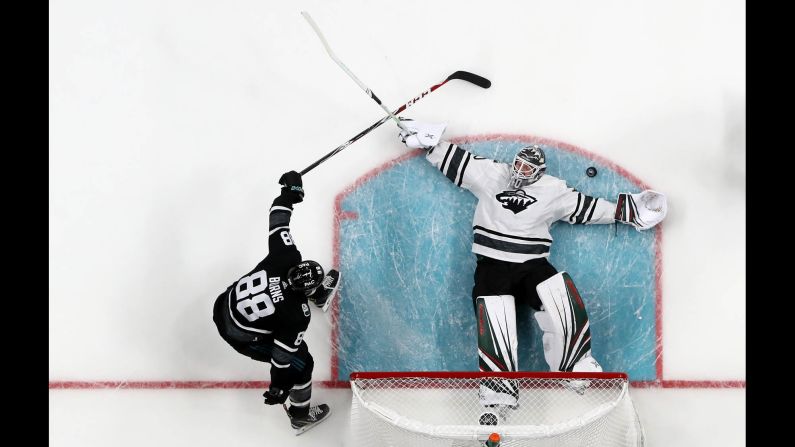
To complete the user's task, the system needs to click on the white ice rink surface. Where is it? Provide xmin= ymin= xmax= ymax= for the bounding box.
xmin=50 ymin=0 xmax=745 ymax=445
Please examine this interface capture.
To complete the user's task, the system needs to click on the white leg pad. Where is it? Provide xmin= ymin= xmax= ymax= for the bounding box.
xmin=476 ymin=295 xmax=519 ymax=408
xmin=565 ymin=351 xmax=603 ymax=395
xmin=533 ymin=272 xmax=595 ymax=372
xmin=476 ymin=295 xmax=518 ymax=372
xmin=572 ymin=351 xmax=602 ymax=373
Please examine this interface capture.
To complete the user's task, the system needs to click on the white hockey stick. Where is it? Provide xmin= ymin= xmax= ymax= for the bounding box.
xmin=300 ymin=11 xmax=412 ymax=134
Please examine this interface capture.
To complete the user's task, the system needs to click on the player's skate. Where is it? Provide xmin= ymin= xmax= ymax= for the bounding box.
xmin=288 ymin=403 xmax=332 ymax=435
xmin=478 ymin=409 xmax=500 ymax=426
xmin=478 ymin=378 xmax=518 ymax=424
xmin=563 ymin=352 xmax=602 ymax=395
xmin=479 ymin=403 xmax=516 ymax=426
xmin=308 ymin=270 xmax=340 ymax=312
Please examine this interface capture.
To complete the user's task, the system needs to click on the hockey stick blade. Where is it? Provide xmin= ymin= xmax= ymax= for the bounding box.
xmin=447 ymin=71 xmax=491 ymax=89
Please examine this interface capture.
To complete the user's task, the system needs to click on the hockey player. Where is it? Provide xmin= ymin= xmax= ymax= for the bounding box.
xmin=212 ymin=170 xmax=341 ymax=435
xmin=397 ymin=120 xmax=667 ymax=422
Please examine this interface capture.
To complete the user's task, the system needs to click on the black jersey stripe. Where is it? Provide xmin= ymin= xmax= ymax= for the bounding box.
xmin=473 ymin=225 xmax=552 ymax=243
xmin=274 ymin=339 xmax=299 ymax=352
xmin=292 ymin=380 xmax=312 ymax=390
xmin=629 ymin=195 xmax=639 ymax=225
xmin=474 ymin=234 xmax=551 ymax=255
xmin=574 ymin=196 xmax=594 ymax=224
xmin=439 ymin=143 xmax=454 ymax=174
xmin=569 ymin=192 xmax=583 ymax=222
xmin=457 ymin=152 xmax=472 ymax=187
xmin=268 ymin=225 xmax=289 ymax=236
xmin=445 ymin=147 xmax=467 ymax=183
xmin=269 ymin=210 xmax=291 ymax=229
xmin=585 ymin=198 xmax=599 ymax=223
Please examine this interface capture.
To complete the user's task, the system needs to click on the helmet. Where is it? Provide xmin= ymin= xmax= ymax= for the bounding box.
xmin=509 ymin=145 xmax=546 ymax=189
xmin=287 ymin=260 xmax=325 ymax=294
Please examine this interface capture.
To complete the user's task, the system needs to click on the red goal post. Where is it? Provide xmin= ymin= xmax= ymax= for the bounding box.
xmin=349 ymin=371 xmax=645 ymax=447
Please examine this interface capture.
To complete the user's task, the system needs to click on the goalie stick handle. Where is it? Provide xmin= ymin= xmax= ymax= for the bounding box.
xmin=299 ymin=70 xmax=491 ymax=175
xmin=301 ymin=11 xmax=411 ymax=134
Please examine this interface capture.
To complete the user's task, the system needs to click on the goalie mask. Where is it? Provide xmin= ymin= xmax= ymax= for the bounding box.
xmin=509 ymin=145 xmax=546 ymax=189
xmin=287 ymin=260 xmax=325 ymax=294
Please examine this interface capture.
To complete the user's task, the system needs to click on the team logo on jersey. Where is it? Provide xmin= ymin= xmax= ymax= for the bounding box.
xmin=495 ymin=190 xmax=537 ymax=214
xmin=302 ymin=303 xmax=310 ymax=317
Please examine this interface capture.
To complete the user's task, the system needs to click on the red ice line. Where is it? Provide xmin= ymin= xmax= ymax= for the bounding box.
xmin=49 ymin=379 xmax=745 ymax=389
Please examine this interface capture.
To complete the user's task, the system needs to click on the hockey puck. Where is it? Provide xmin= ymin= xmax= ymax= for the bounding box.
xmin=586 ymin=167 xmax=597 ymax=177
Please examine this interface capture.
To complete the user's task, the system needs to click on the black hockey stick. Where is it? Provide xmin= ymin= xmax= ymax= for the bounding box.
xmin=299 ymin=70 xmax=490 ymax=175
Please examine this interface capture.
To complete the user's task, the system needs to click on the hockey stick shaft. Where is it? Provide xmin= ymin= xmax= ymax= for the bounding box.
xmin=301 ymin=11 xmax=411 ymax=134
xmin=299 ymin=70 xmax=491 ymax=175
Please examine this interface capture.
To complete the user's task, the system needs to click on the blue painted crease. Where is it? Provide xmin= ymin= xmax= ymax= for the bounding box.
xmin=338 ymin=140 xmax=658 ymax=381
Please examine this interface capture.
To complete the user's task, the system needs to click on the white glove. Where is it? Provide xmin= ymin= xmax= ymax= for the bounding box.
xmin=398 ymin=119 xmax=447 ymax=149
xmin=615 ymin=190 xmax=667 ymax=230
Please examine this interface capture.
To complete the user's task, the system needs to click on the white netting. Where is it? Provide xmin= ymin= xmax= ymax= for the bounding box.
xmin=350 ymin=373 xmax=645 ymax=447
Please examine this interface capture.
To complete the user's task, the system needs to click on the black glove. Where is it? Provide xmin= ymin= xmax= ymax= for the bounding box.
xmin=263 ymin=386 xmax=288 ymax=405
xmin=278 ymin=170 xmax=304 ymax=204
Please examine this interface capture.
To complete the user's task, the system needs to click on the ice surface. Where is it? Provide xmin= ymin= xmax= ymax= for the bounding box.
xmin=337 ymin=139 xmax=658 ymax=380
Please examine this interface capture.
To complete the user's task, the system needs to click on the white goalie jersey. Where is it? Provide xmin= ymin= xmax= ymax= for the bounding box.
xmin=426 ymin=142 xmax=617 ymax=263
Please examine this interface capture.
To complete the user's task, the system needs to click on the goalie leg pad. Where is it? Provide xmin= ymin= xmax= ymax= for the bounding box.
xmin=564 ymin=351 xmax=603 ymax=395
xmin=533 ymin=272 xmax=596 ymax=372
xmin=476 ymin=295 xmax=518 ymax=372
xmin=476 ymin=295 xmax=519 ymax=407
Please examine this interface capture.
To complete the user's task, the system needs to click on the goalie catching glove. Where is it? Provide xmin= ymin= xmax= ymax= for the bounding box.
xmin=398 ymin=118 xmax=447 ymax=150
xmin=615 ymin=189 xmax=668 ymax=230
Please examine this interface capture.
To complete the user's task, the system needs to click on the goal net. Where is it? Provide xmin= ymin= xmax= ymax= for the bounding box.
xmin=350 ymin=371 xmax=645 ymax=446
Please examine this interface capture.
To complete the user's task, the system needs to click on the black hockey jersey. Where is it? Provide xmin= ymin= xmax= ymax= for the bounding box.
xmin=216 ymin=193 xmax=311 ymax=362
